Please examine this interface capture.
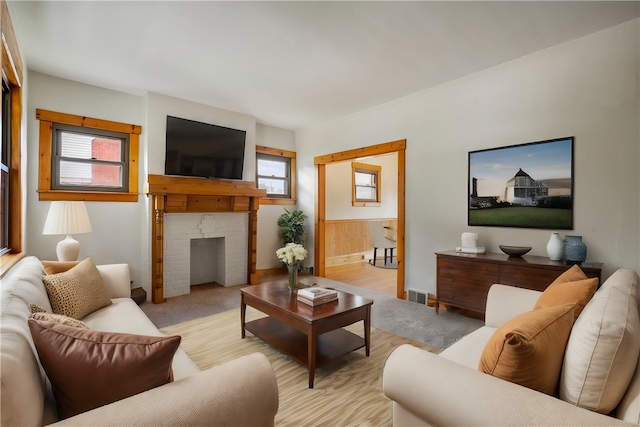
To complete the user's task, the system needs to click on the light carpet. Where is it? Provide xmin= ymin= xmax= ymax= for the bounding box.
xmin=161 ymin=307 xmax=439 ymax=427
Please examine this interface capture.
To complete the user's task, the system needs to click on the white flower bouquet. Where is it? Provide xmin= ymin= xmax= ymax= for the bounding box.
xmin=276 ymin=242 xmax=307 ymax=267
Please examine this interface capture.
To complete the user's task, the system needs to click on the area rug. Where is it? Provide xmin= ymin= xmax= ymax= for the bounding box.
xmin=161 ymin=307 xmax=439 ymax=427
xmin=369 ymin=257 xmax=398 ymax=269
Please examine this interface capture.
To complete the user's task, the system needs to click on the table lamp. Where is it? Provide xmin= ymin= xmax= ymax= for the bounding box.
xmin=42 ymin=201 xmax=92 ymax=261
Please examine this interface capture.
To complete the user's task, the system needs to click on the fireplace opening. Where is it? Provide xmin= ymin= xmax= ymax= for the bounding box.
xmin=190 ymin=237 xmax=225 ymax=286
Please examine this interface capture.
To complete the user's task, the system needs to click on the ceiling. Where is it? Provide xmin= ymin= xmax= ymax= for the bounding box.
xmin=9 ymin=1 xmax=639 ymax=130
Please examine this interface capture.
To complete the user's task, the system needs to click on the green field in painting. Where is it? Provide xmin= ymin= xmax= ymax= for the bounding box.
xmin=469 ymin=207 xmax=571 ymax=229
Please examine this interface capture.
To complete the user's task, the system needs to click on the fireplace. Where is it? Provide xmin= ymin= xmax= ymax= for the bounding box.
xmin=145 ymin=174 xmax=266 ymax=303
xmin=163 ymin=213 xmax=248 ymax=297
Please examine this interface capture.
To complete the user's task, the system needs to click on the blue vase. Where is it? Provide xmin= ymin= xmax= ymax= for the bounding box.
xmin=563 ymin=235 xmax=587 ymax=263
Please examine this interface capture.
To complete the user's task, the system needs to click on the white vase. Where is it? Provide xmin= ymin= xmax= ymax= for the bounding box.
xmin=546 ymin=231 xmax=563 ymax=261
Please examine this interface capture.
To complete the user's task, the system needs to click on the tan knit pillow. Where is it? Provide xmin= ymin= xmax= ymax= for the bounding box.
xmin=30 ymin=312 xmax=88 ymax=329
xmin=29 ymin=303 xmax=48 ymax=314
xmin=479 ymin=303 xmax=576 ymax=395
xmin=42 ymin=257 xmax=112 ymax=320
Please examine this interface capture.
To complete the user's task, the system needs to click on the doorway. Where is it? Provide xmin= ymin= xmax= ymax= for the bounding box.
xmin=314 ymin=140 xmax=406 ymax=298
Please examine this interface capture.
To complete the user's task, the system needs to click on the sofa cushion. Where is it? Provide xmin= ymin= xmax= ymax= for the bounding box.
xmin=0 ymin=257 xmax=51 ymax=427
xmin=28 ymin=319 xmax=180 ymax=420
xmin=479 ymin=303 xmax=575 ymax=395
xmin=42 ymin=257 xmax=112 ymax=319
xmin=534 ymin=265 xmax=598 ymax=321
xmin=559 ymin=268 xmax=640 ymax=414
xmin=42 ymin=260 xmax=80 ymax=275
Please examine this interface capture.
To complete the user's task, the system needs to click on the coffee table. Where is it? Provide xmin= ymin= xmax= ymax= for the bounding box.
xmin=241 ymin=282 xmax=373 ymax=388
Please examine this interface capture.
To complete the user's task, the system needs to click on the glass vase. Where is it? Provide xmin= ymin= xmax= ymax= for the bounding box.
xmin=287 ymin=264 xmax=298 ymax=293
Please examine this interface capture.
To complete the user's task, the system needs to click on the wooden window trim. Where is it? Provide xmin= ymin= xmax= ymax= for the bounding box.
xmin=352 ymin=162 xmax=381 ymax=206
xmin=0 ymin=0 xmax=25 ymax=277
xmin=256 ymin=145 xmax=296 ymax=205
xmin=36 ymin=109 xmax=141 ymax=202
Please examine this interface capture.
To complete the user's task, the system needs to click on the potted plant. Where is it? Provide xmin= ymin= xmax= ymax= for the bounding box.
xmin=277 ymin=208 xmax=307 ymax=245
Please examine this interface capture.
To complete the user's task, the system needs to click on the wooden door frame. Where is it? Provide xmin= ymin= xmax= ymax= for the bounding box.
xmin=314 ymin=140 xmax=406 ymax=299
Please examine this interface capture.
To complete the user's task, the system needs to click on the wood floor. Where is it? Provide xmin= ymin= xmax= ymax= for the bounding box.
xmin=325 ymin=261 xmax=397 ymax=296
xmin=260 ymin=260 xmax=397 ymax=297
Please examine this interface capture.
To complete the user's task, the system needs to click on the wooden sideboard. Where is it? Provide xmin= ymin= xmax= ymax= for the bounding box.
xmin=435 ymin=250 xmax=603 ymax=315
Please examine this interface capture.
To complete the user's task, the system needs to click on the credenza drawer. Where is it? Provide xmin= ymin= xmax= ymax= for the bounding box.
xmin=437 ymin=282 xmax=490 ymax=313
xmin=498 ymin=265 xmax=561 ymax=292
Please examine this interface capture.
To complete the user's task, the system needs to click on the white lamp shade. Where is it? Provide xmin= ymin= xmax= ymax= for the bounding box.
xmin=42 ymin=201 xmax=92 ymax=235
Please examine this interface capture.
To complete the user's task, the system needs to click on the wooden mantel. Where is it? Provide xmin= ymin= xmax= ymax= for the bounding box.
xmin=144 ymin=174 xmax=267 ymax=303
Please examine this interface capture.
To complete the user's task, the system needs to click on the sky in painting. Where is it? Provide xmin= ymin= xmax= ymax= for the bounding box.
xmin=469 ymin=138 xmax=572 ymax=187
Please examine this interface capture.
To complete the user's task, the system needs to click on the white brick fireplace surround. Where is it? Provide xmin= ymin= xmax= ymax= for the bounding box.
xmin=163 ymin=213 xmax=248 ymax=297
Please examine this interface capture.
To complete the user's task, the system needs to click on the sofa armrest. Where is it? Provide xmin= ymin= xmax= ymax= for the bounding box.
xmin=484 ymin=284 xmax=541 ymax=328
xmin=49 ymin=352 xmax=279 ymax=426
xmin=383 ymin=344 xmax=633 ymax=426
xmin=96 ymin=264 xmax=131 ymax=298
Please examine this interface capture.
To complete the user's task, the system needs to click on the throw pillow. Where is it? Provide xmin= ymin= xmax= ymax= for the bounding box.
xmin=42 ymin=260 xmax=80 ymax=275
xmin=559 ymin=268 xmax=640 ymax=413
xmin=28 ymin=319 xmax=180 ymax=420
xmin=478 ymin=303 xmax=576 ymax=395
xmin=29 ymin=312 xmax=88 ymax=329
xmin=42 ymin=257 xmax=112 ymax=320
xmin=534 ymin=265 xmax=598 ymax=321
xmin=29 ymin=303 xmax=48 ymax=314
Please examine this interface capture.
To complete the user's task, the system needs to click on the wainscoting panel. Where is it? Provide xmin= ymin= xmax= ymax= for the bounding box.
xmin=325 ymin=219 xmax=397 ymax=265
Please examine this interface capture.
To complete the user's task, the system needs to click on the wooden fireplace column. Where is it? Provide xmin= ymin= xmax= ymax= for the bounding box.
xmin=145 ymin=174 xmax=266 ymax=304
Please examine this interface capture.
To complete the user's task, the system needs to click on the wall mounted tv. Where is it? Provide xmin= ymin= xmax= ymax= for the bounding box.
xmin=164 ymin=115 xmax=246 ymax=180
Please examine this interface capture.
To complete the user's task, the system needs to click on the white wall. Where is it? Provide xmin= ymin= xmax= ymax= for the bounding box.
xmin=296 ymin=20 xmax=640 ymax=294
xmin=255 ymin=124 xmax=299 ymax=269
xmin=25 ymin=71 xmax=147 ymax=286
xmin=326 ymin=152 xmax=397 ymax=220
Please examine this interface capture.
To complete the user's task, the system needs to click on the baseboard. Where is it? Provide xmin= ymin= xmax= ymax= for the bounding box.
xmin=326 ymin=253 xmax=367 ymax=267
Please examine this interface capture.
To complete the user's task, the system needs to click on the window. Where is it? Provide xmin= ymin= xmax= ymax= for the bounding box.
xmin=256 ymin=145 xmax=296 ymax=205
xmin=51 ymin=124 xmax=129 ymax=192
xmin=37 ymin=109 xmax=141 ymax=202
xmin=352 ymin=162 xmax=381 ymax=206
xmin=1 ymin=80 xmax=10 ymax=255
xmin=1 ymin=0 xmax=25 ymax=276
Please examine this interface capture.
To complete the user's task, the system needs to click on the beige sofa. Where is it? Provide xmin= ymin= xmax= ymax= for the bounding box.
xmin=383 ymin=268 xmax=640 ymax=426
xmin=1 ymin=256 xmax=279 ymax=426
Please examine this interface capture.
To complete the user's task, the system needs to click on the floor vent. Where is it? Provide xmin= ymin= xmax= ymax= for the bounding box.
xmin=407 ymin=288 xmax=427 ymax=305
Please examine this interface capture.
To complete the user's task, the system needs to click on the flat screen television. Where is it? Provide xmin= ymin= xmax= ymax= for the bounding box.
xmin=164 ymin=115 xmax=246 ymax=180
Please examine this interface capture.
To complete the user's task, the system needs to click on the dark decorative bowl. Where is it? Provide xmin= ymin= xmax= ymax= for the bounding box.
xmin=499 ymin=245 xmax=532 ymax=257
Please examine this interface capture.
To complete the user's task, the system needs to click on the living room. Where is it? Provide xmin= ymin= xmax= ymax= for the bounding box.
xmin=5 ymin=2 xmax=637 ymax=294
xmin=2 ymin=1 xmax=640 ymax=426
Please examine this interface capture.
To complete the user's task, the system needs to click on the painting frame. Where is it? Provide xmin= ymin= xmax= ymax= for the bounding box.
xmin=468 ymin=136 xmax=574 ymax=229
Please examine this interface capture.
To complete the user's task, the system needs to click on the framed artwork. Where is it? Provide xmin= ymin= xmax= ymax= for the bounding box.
xmin=468 ymin=136 xmax=574 ymax=229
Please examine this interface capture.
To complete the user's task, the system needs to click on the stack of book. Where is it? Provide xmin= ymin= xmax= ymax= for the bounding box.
xmin=297 ymin=287 xmax=338 ymax=306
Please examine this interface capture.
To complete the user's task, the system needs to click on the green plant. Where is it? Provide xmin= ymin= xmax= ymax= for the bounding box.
xmin=277 ymin=208 xmax=307 ymax=245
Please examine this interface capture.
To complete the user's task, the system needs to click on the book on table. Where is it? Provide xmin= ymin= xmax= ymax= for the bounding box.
xmin=297 ymin=287 xmax=338 ymax=300
xmin=297 ymin=287 xmax=338 ymax=306
xmin=297 ymin=293 xmax=338 ymax=306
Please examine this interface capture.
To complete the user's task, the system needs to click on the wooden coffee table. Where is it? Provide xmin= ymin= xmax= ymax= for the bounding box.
xmin=241 ymin=282 xmax=373 ymax=388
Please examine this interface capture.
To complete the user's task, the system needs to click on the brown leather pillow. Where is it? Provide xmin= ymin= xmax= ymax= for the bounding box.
xmin=534 ymin=265 xmax=598 ymax=320
xmin=28 ymin=319 xmax=180 ymax=419
xmin=479 ymin=303 xmax=576 ymax=395
xmin=42 ymin=260 xmax=80 ymax=275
